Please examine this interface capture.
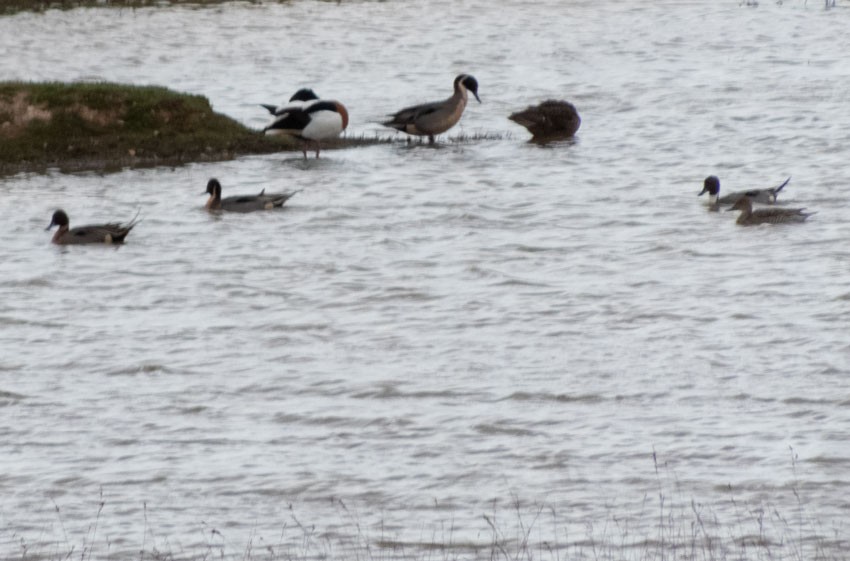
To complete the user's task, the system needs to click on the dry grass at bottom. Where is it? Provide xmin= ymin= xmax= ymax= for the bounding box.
xmin=3 ymin=470 xmax=846 ymax=561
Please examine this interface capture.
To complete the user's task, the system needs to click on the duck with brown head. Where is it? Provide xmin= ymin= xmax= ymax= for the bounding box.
xmin=46 ymin=209 xmax=138 ymax=245
xmin=204 ymin=178 xmax=299 ymax=213
xmin=382 ymin=74 xmax=481 ymax=144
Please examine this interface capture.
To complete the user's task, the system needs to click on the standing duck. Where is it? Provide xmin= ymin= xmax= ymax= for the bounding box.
xmin=46 ymin=209 xmax=138 ymax=245
xmin=727 ymin=197 xmax=812 ymax=225
xmin=263 ymin=88 xmax=348 ymax=159
xmin=508 ymin=100 xmax=581 ymax=140
xmin=382 ymin=74 xmax=481 ymax=144
xmin=699 ymin=175 xmax=789 ymax=208
xmin=204 ymin=178 xmax=298 ymax=213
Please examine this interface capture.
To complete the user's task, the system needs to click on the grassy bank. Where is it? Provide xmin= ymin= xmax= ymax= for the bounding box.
xmin=0 ymin=81 xmax=292 ymax=175
xmin=0 ymin=81 xmax=394 ymax=176
xmin=0 ymin=0 xmax=278 ymax=15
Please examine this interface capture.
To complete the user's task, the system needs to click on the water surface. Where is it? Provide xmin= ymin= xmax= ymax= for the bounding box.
xmin=1 ymin=1 xmax=849 ymax=558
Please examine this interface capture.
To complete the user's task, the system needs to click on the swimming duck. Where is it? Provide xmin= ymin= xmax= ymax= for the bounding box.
xmin=205 ymin=178 xmax=298 ymax=212
xmin=508 ymin=99 xmax=581 ymax=140
xmin=263 ymin=89 xmax=348 ymax=159
xmin=382 ymin=74 xmax=481 ymax=144
xmin=260 ymin=88 xmax=320 ymax=116
xmin=727 ymin=197 xmax=812 ymax=225
xmin=699 ymin=175 xmax=789 ymax=207
xmin=46 ymin=209 xmax=138 ymax=245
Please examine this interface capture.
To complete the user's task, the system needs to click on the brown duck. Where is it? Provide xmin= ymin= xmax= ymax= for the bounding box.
xmin=382 ymin=74 xmax=481 ymax=144
xmin=46 ymin=209 xmax=138 ymax=245
xmin=727 ymin=197 xmax=813 ymax=225
xmin=509 ymin=100 xmax=581 ymax=140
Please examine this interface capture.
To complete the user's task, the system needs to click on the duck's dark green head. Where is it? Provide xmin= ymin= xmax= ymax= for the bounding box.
xmin=699 ymin=175 xmax=720 ymax=196
xmin=46 ymin=209 xmax=69 ymax=230
xmin=456 ymin=74 xmax=481 ymax=103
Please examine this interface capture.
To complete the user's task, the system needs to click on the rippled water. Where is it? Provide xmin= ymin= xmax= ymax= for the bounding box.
xmin=2 ymin=0 xmax=850 ymax=559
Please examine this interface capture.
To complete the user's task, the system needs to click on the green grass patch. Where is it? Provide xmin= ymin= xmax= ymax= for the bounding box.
xmin=0 ymin=1 xmax=349 ymax=16
xmin=0 ymin=81 xmax=299 ymax=175
xmin=0 ymin=0 xmax=282 ymax=15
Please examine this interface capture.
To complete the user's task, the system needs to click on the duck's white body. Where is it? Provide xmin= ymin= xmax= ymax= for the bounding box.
xmin=265 ymin=101 xmax=348 ymax=142
xmin=262 ymin=90 xmax=349 ymax=158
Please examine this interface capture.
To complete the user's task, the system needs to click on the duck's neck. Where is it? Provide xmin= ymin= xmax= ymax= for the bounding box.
xmin=735 ymin=203 xmax=753 ymax=224
xmin=206 ymin=190 xmax=221 ymax=210
xmin=708 ymin=194 xmax=718 ymax=206
xmin=453 ymin=82 xmax=469 ymax=107
xmin=51 ymin=225 xmax=68 ymax=244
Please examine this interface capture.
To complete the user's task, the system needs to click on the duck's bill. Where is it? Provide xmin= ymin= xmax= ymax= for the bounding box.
xmin=473 ymin=92 xmax=482 ymax=103
xmin=697 ymin=188 xmax=707 ymax=196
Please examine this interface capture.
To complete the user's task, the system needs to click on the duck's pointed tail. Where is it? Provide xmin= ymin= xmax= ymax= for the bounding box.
xmin=127 ymin=208 xmax=142 ymax=228
xmin=774 ymin=176 xmax=791 ymax=193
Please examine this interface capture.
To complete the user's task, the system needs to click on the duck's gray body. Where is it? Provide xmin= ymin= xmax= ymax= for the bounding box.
xmin=46 ymin=209 xmax=137 ymax=245
xmin=382 ymin=74 xmax=481 ymax=143
xmin=509 ymin=99 xmax=581 ymax=139
xmin=699 ymin=175 xmax=789 ymax=207
xmin=728 ymin=197 xmax=812 ymax=225
xmin=205 ymin=179 xmax=297 ymax=213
